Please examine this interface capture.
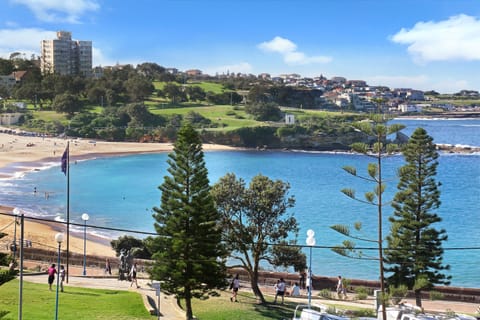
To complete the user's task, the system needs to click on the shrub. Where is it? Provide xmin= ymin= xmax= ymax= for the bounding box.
xmin=0 ymin=253 xmax=8 ymax=266
xmin=0 ymin=270 xmax=15 ymax=286
xmin=354 ymin=286 xmax=369 ymax=300
xmin=318 ymin=289 xmax=333 ymax=299
xmin=389 ymin=284 xmax=408 ymax=305
xmin=429 ymin=290 xmax=444 ymax=301
xmin=326 ymin=306 xmax=340 ymax=315
xmin=351 ymin=309 xmax=376 ymax=317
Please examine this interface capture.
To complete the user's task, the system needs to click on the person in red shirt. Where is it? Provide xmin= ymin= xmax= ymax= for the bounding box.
xmin=47 ymin=264 xmax=57 ymax=291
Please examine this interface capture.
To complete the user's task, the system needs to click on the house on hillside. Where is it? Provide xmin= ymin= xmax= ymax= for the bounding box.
xmin=285 ymin=114 xmax=295 ymax=125
xmin=398 ymin=104 xmax=423 ymax=113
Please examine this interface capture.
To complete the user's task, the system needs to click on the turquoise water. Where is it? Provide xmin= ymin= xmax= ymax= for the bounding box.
xmin=1 ymin=119 xmax=479 ymax=287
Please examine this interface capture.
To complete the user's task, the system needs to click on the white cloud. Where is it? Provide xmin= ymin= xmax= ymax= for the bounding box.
xmin=11 ymin=0 xmax=99 ymax=23
xmin=92 ymin=47 xmax=117 ymax=67
xmin=202 ymin=62 xmax=253 ymax=76
xmin=0 ymin=28 xmax=56 ymax=58
xmin=391 ymin=14 xmax=480 ymax=63
xmin=258 ymin=36 xmax=297 ymax=53
xmin=258 ymin=36 xmax=332 ymax=65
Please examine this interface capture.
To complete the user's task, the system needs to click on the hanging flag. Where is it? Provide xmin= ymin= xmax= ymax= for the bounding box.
xmin=61 ymin=144 xmax=69 ymax=175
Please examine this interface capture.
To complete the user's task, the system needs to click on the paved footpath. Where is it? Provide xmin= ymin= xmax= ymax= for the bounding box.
xmin=22 ymin=273 xmax=185 ymax=319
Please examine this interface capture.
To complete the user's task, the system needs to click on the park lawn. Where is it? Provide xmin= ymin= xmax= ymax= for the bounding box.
xmin=0 ymin=279 xmax=152 ymax=320
xmin=182 ymin=290 xmax=296 ymax=320
xmin=152 ymin=81 xmax=166 ymax=90
xmin=152 ymin=81 xmax=226 ymax=94
xmin=184 ymin=290 xmax=376 ymax=319
xmin=190 ymin=81 xmax=228 ymax=94
xmin=432 ymin=98 xmax=480 ymax=106
xmin=148 ymin=105 xmax=263 ymax=131
xmin=282 ymin=108 xmax=357 ymax=118
xmin=28 ymin=110 xmax=67 ymax=122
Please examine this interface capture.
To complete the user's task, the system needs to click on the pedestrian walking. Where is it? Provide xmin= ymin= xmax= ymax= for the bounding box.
xmin=273 ymin=278 xmax=286 ymax=304
xmin=47 ymin=264 xmax=57 ymax=291
xmin=230 ymin=274 xmax=240 ymax=302
xmin=105 ymin=258 xmax=112 ymax=275
xmin=336 ymin=275 xmax=347 ymax=299
xmin=59 ymin=265 xmax=65 ymax=292
xmin=129 ymin=262 xmax=139 ymax=288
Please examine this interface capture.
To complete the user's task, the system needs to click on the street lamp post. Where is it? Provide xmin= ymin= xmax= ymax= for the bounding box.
xmin=306 ymin=229 xmax=316 ymax=308
xmin=81 ymin=213 xmax=89 ymax=276
xmin=54 ymin=233 xmax=64 ymax=320
xmin=13 ymin=208 xmax=24 ymax=320
xmin=12 ymin=208 xmax=20 ymax=260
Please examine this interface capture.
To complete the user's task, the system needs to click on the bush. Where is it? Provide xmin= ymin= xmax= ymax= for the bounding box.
xmin=0 ymin=270 xmax=16 ymax=286
xmin=318 ymin=289 xmax=334 ymax=299
xmin=245 ymin=102 xmax=282 ymax=121
xmin=354 ymin=286 xmax=369 ymax=300
xmin=429 ymin=290 xmax=444 ymax=301
xmin=349 ymin=309 xmax=376 ymax=318
xmin=389 ymin=284 xmax=408 ymax=305
xmin=0 ymin=253 xmax=8 ymax=266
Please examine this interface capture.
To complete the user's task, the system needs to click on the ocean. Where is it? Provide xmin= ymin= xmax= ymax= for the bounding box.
xmin=1 ymin=118 xmax=479 ymax=287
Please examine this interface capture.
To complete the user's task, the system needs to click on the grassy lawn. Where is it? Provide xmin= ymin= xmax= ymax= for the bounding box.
xmin=182 ymin=290 xmax=297 ymax=320
xmin=148 ymin=105 xmax=262 ymax=131
xmin=183 ymin=290 xmax=374 ymax=319
xmin=432 ymin=98 xmax=480 ymax=106
xmin=0 ymin=279 xmax=152 ymax=320
xmin=26 ymin=110 xmax=67 ymax=123
xmin=24 ymin=100 xmax=355 ymax=135
xmin=152 ymin=81 xmax=227 ymax=94
xmin=189 ymin=81 xmax=228 ymax=94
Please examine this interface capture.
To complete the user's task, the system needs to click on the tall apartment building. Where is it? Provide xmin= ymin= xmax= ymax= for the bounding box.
xmin=40 ymin=31 xmax=92 ymax=77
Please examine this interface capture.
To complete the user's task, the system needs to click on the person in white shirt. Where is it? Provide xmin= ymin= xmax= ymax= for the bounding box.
xmin=274 ymin=278 xmax=286 ymax=304
xmin=230 ymin=274 xmax=240 ymax=302
xmin=290 ymin=282 xmax=301 ymax=297
xmin=129 ymin=263 xmax=139 ymax=288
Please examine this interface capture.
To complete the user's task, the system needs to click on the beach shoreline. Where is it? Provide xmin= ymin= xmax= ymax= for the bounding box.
xmin=0 ymin=130 xmax=237 ymax=258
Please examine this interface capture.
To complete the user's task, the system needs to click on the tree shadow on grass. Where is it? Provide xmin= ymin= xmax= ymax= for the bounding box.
xmin=60 ymin=291 xmax=101 ymax=297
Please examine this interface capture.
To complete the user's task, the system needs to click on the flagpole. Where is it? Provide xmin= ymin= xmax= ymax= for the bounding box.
xmin=66 ymin=141 xmax=70 ymax=283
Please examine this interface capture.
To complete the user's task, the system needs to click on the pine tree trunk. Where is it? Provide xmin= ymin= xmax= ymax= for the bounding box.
xmin=185 ymin=288 xmax=193 ymax=320
xmin=415 ymin=289 xmax=423 ymax=308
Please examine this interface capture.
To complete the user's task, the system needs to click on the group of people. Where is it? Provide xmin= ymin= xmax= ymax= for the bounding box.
xmin=47 ymin=264 xmax=65 ymax=292
xmin=229 ymin=272 xmax=347 ymax=304
xmin=46 ymin=260 xmax=139 ymax=291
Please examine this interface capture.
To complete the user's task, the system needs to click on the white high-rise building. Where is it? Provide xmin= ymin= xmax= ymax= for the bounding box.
xmin=41 ymin=31 xmax=92 ymax=77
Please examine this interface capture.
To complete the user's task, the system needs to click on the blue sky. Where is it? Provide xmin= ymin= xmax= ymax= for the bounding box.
xmin=0 ymin=0 xmax=479 ymax=93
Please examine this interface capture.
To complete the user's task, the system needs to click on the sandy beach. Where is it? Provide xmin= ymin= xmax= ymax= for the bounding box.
xmin=0 ymin=129 xmax=236 ymax=259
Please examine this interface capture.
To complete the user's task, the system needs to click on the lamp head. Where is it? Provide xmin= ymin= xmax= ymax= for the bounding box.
xmin=55 ymin=233 xmax=64 ymax=244
xmin=81 ymin=213 xmax=89 ymax=221
xmin=306 ymin=229 xmax=315 ymax=237
xmin=13 ymin=208 xmax=20 ymax=215
xmin=306 ymin=237 xmax=316 ymax=246
xmin=306 ymin=229 xmax=316 ymax=246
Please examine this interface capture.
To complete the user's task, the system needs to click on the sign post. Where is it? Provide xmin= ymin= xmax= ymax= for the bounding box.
xmin=152 ymin=282 xmax=161 ymax=319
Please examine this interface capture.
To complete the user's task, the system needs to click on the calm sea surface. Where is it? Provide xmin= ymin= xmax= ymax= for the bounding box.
xmin=1 ymin=118 xmax=479 ymax=287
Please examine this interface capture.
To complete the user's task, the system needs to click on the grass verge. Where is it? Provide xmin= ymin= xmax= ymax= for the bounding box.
xmin=0 ymin=279 xmax=152 ymax=320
